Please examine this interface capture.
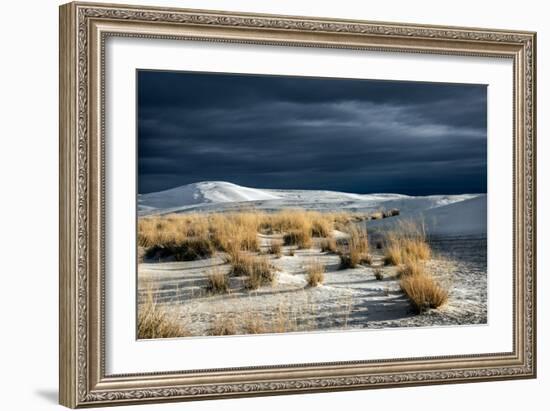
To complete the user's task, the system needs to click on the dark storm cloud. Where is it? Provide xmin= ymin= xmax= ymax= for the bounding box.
xmin=138 ymin=70 xmax=487 ymax=195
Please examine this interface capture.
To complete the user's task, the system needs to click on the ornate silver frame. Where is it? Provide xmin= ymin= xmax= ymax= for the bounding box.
xmin=59 ymin=2 xmax=537 ymax=408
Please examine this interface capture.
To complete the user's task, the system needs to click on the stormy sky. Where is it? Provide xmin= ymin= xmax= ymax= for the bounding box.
xmin=137 ymin=70 xmax=487 ymax=196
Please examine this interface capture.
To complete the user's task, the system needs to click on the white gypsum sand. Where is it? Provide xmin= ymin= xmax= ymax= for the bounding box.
xmin=137 ymin=181 xmax=487 ymax=337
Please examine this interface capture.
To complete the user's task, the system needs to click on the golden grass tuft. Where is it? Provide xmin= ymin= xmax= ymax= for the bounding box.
xmin=339 ymin=249 xmax=362 ymax=269
xmin=226 ymin=250 xmax=255 ymax=276
xmin=205 ymin=268 xmax=230 ymax=294
xmin=209 ymin=316 xmax=237 ymax=336
xmin=320 ymin=236 xmax=337 ymax=253
xmin=283 ymin=228 xmax=312 ymax=249
xmin=138 ymin=210 xmax=376 ymax=262
xmin=310 ymin=212 xmax=333 ymax=237
xmin=396 ymin=258 xmax=425 ymax=278
xmin=339 ymin=225 xmax=369 ymax=269
xmin=361 ymin=254 xmax=373 ymax=266
xmin=209 ymin=213 xmax=260 ymax=253
xmin=226 ymin=251 xmax=277 ymax=289
xmin=171 ymin=237 xmax=215 ymax=261
xmin=400 ymin=273 xmax=448 ymax=313
xmin=243 ymin=313 xmax=267 ymax=334
xmin=384 ymin=220 xmax=431 ymax=266
xmin=244 ymin=256 xmax=277 ymax=290
xmin=384 ymin=242 xmax=404 ymax=266
xmin=306 ymin=260 xmax=325 ymax=287
xmin=137 ymin=293 xmax=187 ymax=339
xmin=269 ymin=240 xmax=283 ymax=257
xmin=272 ymin=305 xmax=298 ymax=334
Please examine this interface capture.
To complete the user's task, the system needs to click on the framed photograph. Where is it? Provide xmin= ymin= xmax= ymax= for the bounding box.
xmin=59 ymin=2 xmax=537 ymax=408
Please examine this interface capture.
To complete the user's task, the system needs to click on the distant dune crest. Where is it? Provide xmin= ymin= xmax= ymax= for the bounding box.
xmin=140 ymin=181 xmax=410 ymax=213
xmin=138 ymin=181 xmax=486 ymax=237
xmin=139 ymin=181 xmax=280 ymax=210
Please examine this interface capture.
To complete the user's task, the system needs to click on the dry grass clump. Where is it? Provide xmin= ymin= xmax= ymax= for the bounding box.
xmin=139 ymin=210 xmax=371 ymax=261
xmin=272 ymin=305 xmax=298 ymax=334
xmin=205 ymin=268 xmax=230 ymax=294
xmin=396 ymin=254 xmax=448 ymax=313
xmin=320 ymin=236 xmax=337 ymax=253
xmin=383 ymin=208 xmax=400 ymax=218
xmin=226 ymin=251 xmax=254 ymax=276
xmin=204 ymin=301 xmax=323 ymax=336
xmin=209 ymin=315 xmax=237 ymax=336
xmin=396 ymin=258 xmax=425 ymax=278
xmin=139 ymin=210 xmax=380 ymax=263
xmin=243 ymin=313 xmax=267 ymax=334
xmin=209 ymin=213 xmax=260 ymax=252
xmin=339 ymin=225 xmax=369 ymax=269
xmin=327 ymin=211 xmax=369 ymax=230
xmin=171 ymin=237 xmax=214 ymax=261
xmin=269 ymin=240 xmax=283 ymax=257
xmin=306 ymin=260 xmax=325 ymax=287
xmin=361 ymin=254 xmax=373 ymax=266
xmin=260 ymin=210 xmax=335 ymax=239
xmin=145 ymin=237 xmax=215 ymax=261
xmin=239 ymin=256 xmax=277 ymax=290
xmin=137 ymin=293 xmax=187 ymax=339
xmin=370 ymin=211 xmax=384 ymax=220
xmin=263 ymin=209 xmax=311 ymax=234
xmin=384 ymin=221 xmax=431 ymax=266
xmin=310 ymin=212 xmax=333 ymax=237
xmin=384 ymin=242 xmax=403 ymax=266
xmin=339 ymin=250 xmax=361 ymax=269
xmin=348 ymin=225 xmax=369 ymax=254
xmin=138 ymin=213 xmax=210 ymax=249
xmin=400 ymin=274 xmax=448 ymax=313
xmin=283 ymin=228 xmax=313 ymax=249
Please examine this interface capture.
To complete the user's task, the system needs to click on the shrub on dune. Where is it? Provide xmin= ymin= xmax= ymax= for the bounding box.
xmin=243 ymin=314 xmax=267 ymax=334
xmin=310 ymin=212 xmax=333 ymax=237
xmin=210 ymin=216 xmax=260 ymax=253
xmin=227 ymin=250 xmax=254 ymax=276
xmin=397 ymin=258 xmax=425 ymax=278
xmin=245 ymin=256 xmax=277 ymax=290
xmin=384 ymin=221 xmax=431 ymax=266
xmin=361 ymin=254 xmax=373 ymax=266
xmin=205 ymin=268 xmax=230 ymax=294
xmin=339 ymin=225 xmax=369 ymax=269
xmin=400 ymin=274 xmax=448 ymax=313
xmin=138 ymin=293 xmax=188 ymax=339
xmin=339 ymin=249 xmax=361 ymax=269
xmin=306 ymin=260 xmax=325 ymax=287
xmin=384 ymin=242 xmax=403 ymax=265
xmin=320 ymin=236 xmax=337 ymax=253
xmin=227 ymin=252 xmax=276 ymax=289
xmin=171 ymin=237 xmax=215 ymax=261
xmin=209 ymin=316 xmax=237 ymax=336
xmin=145 ymin=237 xmax=215 ymax=261
xmin=269 ymin=240 xmax=283 ymax=257
xmin=283 ymin=228 xmax=313 ymax=249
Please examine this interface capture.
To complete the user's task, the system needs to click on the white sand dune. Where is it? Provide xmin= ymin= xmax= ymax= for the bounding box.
xmin=139 ymin=236 xmax=487 ymax=334
xmin=138 ymin=182 xmax=487 ymax=335
xmin=138 ymin=181 xmax=281 ymax=210
xmin=139 ymin=181 xmax=481 ymax=224
xmin=367 ymin=194 xmax=487 ymax=237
